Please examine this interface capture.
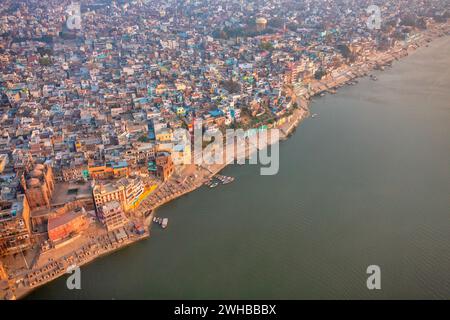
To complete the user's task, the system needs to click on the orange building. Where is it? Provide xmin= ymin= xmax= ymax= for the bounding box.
xmin=156 ymin=152 xmax=174 ymax=181
xmin=47 ymin=208 xmax=89 ymax=244
xmin=88 ymin=161 xmax=129 ymax=180
xmin=0 ymin=260 xmax=7 ymax=280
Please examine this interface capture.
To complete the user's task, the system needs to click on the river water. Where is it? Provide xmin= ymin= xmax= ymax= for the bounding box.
xmin=29 ymin=36 xmax=450 ymax=299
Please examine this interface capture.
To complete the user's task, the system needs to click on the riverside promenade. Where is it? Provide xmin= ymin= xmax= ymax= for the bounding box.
xmin=11 ymin=226 xmax=150 ymax=300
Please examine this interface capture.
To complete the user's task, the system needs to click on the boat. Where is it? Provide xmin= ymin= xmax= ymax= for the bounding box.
xmin=204 ymin=180 xmax=213 ymax=187
xmin=311 ymin=113 xmax=318 ymax=118
xmin=161 ymin=218 xmax=168 ymax=229
xmin=222 ymin=176 xmax=234 ymax=184
xmin=209 ymin=182 xmax=219 ymax=188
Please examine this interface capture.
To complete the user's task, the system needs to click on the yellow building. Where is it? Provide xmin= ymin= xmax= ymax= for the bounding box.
xmin=155 ymin=128 xmax=173 ymax=142
xmin=155 ymin=84 xmax=168 ymax=95
xmin=0 ymin=154 xmax=8 ymax=173
xmin=171 ymin=144 xmax=192 ymax=165
xmin=93 ymin=176 xmax=144 ymax=212
xmin=0 ymin=260 xmax=8 ymax=280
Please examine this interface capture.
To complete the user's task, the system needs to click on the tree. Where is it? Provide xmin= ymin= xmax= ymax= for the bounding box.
xmin=337 ymin=44 xmax=352 ymax=59
xmin=314 ymin=68 xmax=327 ymax=80
xmin=260 ymin=41 xmax=274 ymax=51
xmin=39 ymin=57 xmax=52 ymax=66
xmin=138 ymin=135 xmax=149 ymax=142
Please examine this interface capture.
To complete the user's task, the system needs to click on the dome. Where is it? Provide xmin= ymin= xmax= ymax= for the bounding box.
xmin=256 ymin=17 xmax=268 ymax=25
xmin=30 ymin=169 xmax=43 ymax=178
xmin=27 ymin=178 xmax=41 ymax=188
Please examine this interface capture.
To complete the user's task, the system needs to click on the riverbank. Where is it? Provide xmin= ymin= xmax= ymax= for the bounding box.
xmin=144 ymin=21 xmax=448 ymax=230
xmin=9 ymin=225 xmax=150 ymax=300
xmin=142 ymin=20 xmax=450 ymax=256
xmin=6 ymin=22 xmax=449 ymax=300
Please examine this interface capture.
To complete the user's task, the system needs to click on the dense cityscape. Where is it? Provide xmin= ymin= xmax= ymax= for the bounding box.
xmin=0 ymin=0 xmax=449 ymax=299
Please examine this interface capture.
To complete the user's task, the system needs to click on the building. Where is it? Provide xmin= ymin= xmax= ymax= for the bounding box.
xmin=0 ymin=260 xmax=7 ymax=280
xmin=124 ymin=143 xmax=155 ymax=164
xmin=61 ymin=164 xmax=89 ymax=182
xmin=155 ymin=152 xmax=174 ymax=181
xmin=21 ymin=163 xmax=55 ymax=210
xmin=88 ymin=161 xmax=129 ymax=180
xmin=171 ymin=143 xmax=192 ymax=165
xmin=98 ymin=201 xmax=128 ymax=231
xmin=93 ymin=176 xmax=144 ymax=212
xmin=0 ymin=195 xmax=32 ymax=257
xmin=155 ymin=128 xmax=173 ymax=142
xmin=256 ymin=17 xmax=268 ymax=32
xmin=47 ymin=207 xmax=89 ymax=244
xmin=31 ymin=199 xmax=93 ymax=231
xmin=0 ymin=154 xmax=8 ymax=174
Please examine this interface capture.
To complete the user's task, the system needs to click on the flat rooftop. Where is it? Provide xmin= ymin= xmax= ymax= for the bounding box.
xmin=51 ymin=181 xmax=93 ymax=205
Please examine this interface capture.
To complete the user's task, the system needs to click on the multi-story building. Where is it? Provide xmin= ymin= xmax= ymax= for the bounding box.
xmin=0 ymin=194 xmax=32 ymax=257
xmin=21 ymin=163 xmax=55 ymax=210
xmin=155 ymin=152 xmax=174 ymax=181
xmin=124 ymin=143 xmax=155 ymax=165
xmin=171 ymin=144 xmax=192 ymax=165
xmin=155 ymin=128 xmax=173 ymax=142
xmin=88 ymin=161 xmax=129 ymax=180
xmin=0 ymin=154 xmax=8 ymax=174
xmin=93 ymin=176 xmax=144 ymax=212
xmin=47 ymin=207 xmax=89 ymax=244
xmin=98 ymin=201 xmax=128 ymax=232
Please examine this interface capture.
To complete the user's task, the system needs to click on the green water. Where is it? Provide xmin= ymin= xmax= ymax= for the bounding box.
xmin=28 ymin=36 xmax=450 ymax=299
